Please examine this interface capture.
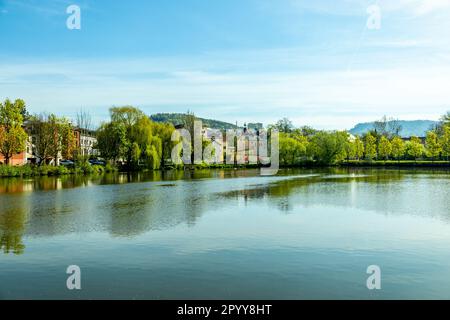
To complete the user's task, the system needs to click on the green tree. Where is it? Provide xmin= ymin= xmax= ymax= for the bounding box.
xmin=279 ymin=133 xmax=307 ymax=166
xmin=151 ymin=122 xmax=175 ymax=168
xmin=274 ymin=118 xmax=294 ymax=133
xmin=45 ymin=115 xmax=75 ymax=166
xmin=391 ymin=136 xmax=405 ymax=162
xmin=110 ymin=106 xmax=146 ymax=166
xmin=441 ymin=111 xmax=450 ymax=127
xmin=378 ymin=136 xmax=392 ymax=160
xmin=344 ymin=140 xmax=356 ymax=161
xmin=354 ymin=137 xmax=364 ymax=160
xmin=308 ymin=131 xmax=348 ymax=164
xmin=96 ymin=121 xmax=127 ymax=162
xmin=407 ymin=136 xmax=424 ymax=161
xmin=364 ymin=134 xmax=377 ymax=161
xmin=0 ymin=99 xmax=28 ymax=165
xmin=425 ymin=131 xmax=441 ymax=161
xmin=440 ymin=126 xmax=450 ymax=161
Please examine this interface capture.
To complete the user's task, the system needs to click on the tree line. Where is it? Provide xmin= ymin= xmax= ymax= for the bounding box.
xmin=0 ymin=99 xmax=81 ymax=166
xmin=2 ymin=98 xmax=450 ymax=168
xmin=275 ymin=113 xmax=450 ymax=166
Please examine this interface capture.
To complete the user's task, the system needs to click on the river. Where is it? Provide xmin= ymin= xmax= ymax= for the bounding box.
xmin=1 ymin=168 xmax=450 ymax=299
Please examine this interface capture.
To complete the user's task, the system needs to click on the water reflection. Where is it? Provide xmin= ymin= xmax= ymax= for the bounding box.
xmin=0 ymin=168 xmax=450 ymax=255
xmin=0 ymin=207 xmax=28 ymax=255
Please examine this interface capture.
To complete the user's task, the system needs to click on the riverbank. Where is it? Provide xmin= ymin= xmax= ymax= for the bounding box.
xmin=0 ymin=163 xmax=117 ymax=178
xmin=341 ymin=160 xmax=450 ymax=168
xmin=2 ymin=160 xmax=450 ymax=178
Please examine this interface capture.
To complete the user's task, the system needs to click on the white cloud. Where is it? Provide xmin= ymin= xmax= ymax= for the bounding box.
xmin=413 ymin=0 xmax=450 ymax=15
xmin=1 ymin=52 xmax=449 ymax=130
xmin=289 ymin=0 xmax=450 ymax=16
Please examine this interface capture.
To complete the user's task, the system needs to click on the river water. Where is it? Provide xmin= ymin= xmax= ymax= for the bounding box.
xmin=1 ymin=168 xmax=450 ymax=299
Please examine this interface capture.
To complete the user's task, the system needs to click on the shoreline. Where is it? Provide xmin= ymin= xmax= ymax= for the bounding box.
xmin=1 ymin=161 xmax=450 ymax=178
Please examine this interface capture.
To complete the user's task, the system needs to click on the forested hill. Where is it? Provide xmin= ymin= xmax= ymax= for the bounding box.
xmin=150 ymin=113 xmax=238 ymax=130
xmin=349 ymin=120 xmax=438 ymax=137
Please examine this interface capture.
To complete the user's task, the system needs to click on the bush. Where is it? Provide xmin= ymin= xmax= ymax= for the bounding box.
xmin=1 ymin=161 xmax=112 ymax=178
xmin=91 ymin=165 xmax=104 ymax=174
xmin=105 ymin=163 xmax=117 ymax=173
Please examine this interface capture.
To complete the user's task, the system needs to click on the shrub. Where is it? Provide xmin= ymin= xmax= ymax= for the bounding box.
xmin=105 ymin=163 xmax=117 ymax=173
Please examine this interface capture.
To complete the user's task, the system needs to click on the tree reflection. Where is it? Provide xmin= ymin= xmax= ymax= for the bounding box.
xmin=0 ymin=208 xmax=27 ymax=255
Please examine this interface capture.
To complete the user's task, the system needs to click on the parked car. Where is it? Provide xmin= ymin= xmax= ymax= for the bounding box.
xmin=60 ymin=160 xmax=75 ymax=166
xmin=88 ymin=159 xmax=106 ymax=166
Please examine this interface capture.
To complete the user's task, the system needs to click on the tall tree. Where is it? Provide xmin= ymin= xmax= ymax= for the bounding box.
xmin=96 ymin=121 xmax=127 ymax=163
xmin=31 ymin=114 xmax=75 ymax=165
xmin=364 ymin=134 xmax=377 ymax=161
xmin=425 ymin=131 xmax=441 ymax=161
xmin=274 ymin=118 xmax=294 ymax=133
xmin=0 ymin=99 xmax=28 ymax=165
xmin=76 ymin=109 xmax=93 ymax=131
xmin=391 ymin=136 xmax=405 ymax=162
xmin=440 ymin=126 xmax=450 ymax=161
xmin=110 ymin=106 xmax=146 ymax=166
xmin=354 ymin=137 xmax=364 ymax=160
xmin=378 ymin=136 xmax=392 ymax=160
xmin=407 ymin=136 xmax=424 ymax=161
xmin=308 ymin=131 xmax=348 ymax=164
xmin=441 ymin=111 xmax=450 ymax=127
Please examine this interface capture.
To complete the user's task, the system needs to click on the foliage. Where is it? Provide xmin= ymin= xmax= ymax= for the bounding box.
xmin=440 ymin=126 xmax=450 ymax=160
xmin=0 ymin=99 xmax=28 ymax=165
xmin=425 ymin=131 xmax=441 ymax=160
xmin=354 ymin=137 xmax=364 ymax=160
xmin=96 ymin=106 xmax=174 ymax=169
xmin=279 ymin=132 xmax=308 ymax=166
xmin=391 ymin=136 xmax=405 ymax=161
xmin=308 ymin=131 xmax=348 ymax=164
xmin=378 ymin=136 xmax=392 ymax=160
xmin=407 ymin=136 xmax=424 ymax=160
xmin=364 ymin=134 xmax=377 ymax=160
xmin=273 ymin=118 xmax=294 ymax=133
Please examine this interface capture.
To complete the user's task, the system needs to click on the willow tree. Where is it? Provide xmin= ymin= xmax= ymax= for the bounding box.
xmin=110 ymin=106 xmax=146 ymax=167
xmin=0 ymin=99 xmax=28 ymax=165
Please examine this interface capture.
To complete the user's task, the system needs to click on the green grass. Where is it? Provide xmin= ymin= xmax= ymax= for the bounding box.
xmin=0 ymin=163 xmax=115 ymax=178
xmin=342 ymin=160 xmax=450 ymax=167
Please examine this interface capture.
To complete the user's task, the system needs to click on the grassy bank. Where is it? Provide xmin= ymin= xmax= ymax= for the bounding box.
xmin=0 ymin=163 xmax=117 ymax=178
xmin=341 ymin=160 xmax=450 ymax=168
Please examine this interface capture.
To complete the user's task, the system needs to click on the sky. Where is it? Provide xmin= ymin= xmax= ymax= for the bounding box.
xmin=1 ymin=0 xmax=450 ymax=130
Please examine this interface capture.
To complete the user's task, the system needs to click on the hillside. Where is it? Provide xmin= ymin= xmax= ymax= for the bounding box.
xmin=150 ymin=113 xmax=239 ymax=130
xmin=349 ymin=120 xmax=438 ymax=137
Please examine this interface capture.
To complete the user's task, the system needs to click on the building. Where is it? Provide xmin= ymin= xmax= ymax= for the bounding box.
xmin=0 ymin=150 xmax=27 ymax=166
xmin=1 ymin=125 xmax=98 ymax=166
xmin=74 ymin=128 xmax=98 ymax=157
xmin=0 ymin=123 xmax=35 ymax=165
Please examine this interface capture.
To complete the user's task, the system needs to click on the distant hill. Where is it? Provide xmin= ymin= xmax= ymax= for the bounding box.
xmin=349 ymin=120 xmax=438 ymax=137
xmin=150 ymin=113 xmax=239 ymax=130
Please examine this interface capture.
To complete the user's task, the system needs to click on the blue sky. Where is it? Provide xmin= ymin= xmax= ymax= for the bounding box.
xmin=1 ymin=0 xmax=450 ymax=129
